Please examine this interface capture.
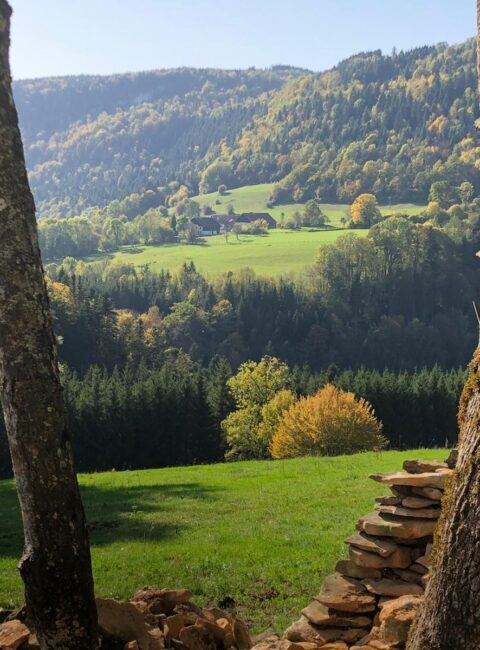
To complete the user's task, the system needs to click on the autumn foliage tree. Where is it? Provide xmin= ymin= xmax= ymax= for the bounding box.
xmin=271 ymin=384 xmax=386 ymax=458
xmin=222 ymin=356 xmax=290 ymax=459
xmin=350 ymin=193 xmax=382 ymax=228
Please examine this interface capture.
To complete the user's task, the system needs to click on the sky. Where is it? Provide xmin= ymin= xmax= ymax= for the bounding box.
xmin=9 ymin=0 xmax=476 ymax=80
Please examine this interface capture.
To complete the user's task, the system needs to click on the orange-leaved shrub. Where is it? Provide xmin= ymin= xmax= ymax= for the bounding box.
xmin=270 ymin=384 xmax=386 ymax=458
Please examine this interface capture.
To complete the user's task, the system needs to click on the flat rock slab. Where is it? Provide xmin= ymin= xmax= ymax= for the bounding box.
xmin=374 ymin=496 xmax=402 ymax=506
xmin=411 ymin=486 xmax=443 ymax=501
xmin=284 ymin=617 xmax=365 ymax=644
xmin=402 ymin=460 xmax=448 ymax=474
xmin=401 ymin=496 xmax=439 ymax=509
xmin=315 ymin=574 xmax=376 ymax=613
xmin=392 ymin=569 xmax=423 ymax=585
xmin=345 ymin=532 xmax=398 ymax=558
xmin=362 ymin=578 xmax=424 ymax=597
xmin=302 ymin=601 xmax=371 ymax=629
xmin=369 ymin=471 xmax=450 ymax=489
xmin=349 ymin=545 xmax=411 ymax=570
xmin=335 ymin=560 xmax=382 ymax=581
xmin=409 ymin=563 xmax=428 ymax=575
xmin=0 ymin=620 xmax=30 ymax=650
xmin=357 ymin=510 xmax=437 ymax=540
xmin=376 ymin=505 xmax=440 ymax=520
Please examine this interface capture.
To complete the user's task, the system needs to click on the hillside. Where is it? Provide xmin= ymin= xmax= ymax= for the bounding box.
xmin=0 ymin=450 xmax=444 ymax=632
xmin=14 ymin=67 xmax=309 ymax=217
xmin=14 ymin=40 xmax=479 ymax=218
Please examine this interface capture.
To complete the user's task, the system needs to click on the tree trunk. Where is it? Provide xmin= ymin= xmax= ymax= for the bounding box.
xmin=0 ymin=3 xmax=98 ymax=649
xmin=408 ymin=4 xmax=480 ymax=647
xmin=407 ymin=350 xmax=480 ymax=649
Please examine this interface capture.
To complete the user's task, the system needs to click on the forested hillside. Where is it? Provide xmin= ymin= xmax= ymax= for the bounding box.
xmin=14 ymin=66 xmax=308 ymax=217
xmin=14 ymin=39 xmax=480 ymax=218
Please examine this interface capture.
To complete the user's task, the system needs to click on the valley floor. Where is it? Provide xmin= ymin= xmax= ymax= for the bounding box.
xmin=0 ymin=449 xmax=445 ymax=631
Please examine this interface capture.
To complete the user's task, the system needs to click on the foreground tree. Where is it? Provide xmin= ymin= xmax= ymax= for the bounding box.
xmin=0 ymin=3 xmax=98 ymax=649
xmin=407 ymin=3 xmax=480 ymax=647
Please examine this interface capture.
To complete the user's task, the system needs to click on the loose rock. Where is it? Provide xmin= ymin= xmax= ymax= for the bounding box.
xmin=0 ymin=620 xmax=30 ymax=650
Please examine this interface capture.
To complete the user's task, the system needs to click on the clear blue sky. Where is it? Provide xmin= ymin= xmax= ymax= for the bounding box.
xmin=9 ymin=0 xmax=476 ymax=80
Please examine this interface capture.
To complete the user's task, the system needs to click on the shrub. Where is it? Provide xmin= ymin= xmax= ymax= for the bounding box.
xmin=241 ymin=218 xmax=268 ymax=234
xmin=271 ymin=384 xmax=386 ymax=458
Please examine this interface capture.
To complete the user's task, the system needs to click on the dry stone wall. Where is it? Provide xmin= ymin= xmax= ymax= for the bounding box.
xmin=278 ymin=452 xmax=456 ymax=650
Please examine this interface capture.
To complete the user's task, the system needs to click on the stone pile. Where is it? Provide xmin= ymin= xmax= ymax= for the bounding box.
xmin=0 ymin=588 xmax=254 ymax=650
xmin=275 ymin=453 xmax=456 ymax=650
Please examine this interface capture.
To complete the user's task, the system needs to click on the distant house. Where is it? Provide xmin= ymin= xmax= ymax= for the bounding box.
xmin=211 ymin=214 xmax=237 ymax=230
xmin=191 ymin=216 xmax=221 ymax=236
xmin=235 ymin=212 xmax=277 ymax=229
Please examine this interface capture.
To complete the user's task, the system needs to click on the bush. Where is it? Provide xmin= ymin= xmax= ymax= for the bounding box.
xmin=271 ymin=384 xmax=386 ymax=458
xmin=241 ymin=218 xmax=268 ymax=234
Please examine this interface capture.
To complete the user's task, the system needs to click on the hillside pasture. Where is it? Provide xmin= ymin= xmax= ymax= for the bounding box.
xmin=100 ymin=228 xmax=368 ymax=277
xmin=192 ymin=183 xmax=425 ymax=228
xmin=0 ymin=449 xmax=444 ymax=632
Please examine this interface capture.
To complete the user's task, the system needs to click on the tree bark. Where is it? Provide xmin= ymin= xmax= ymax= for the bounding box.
xmin=407 ymin=350 xmax=480 ymax=649
xmin=0 ymin=3 xmax=98 ymax=649
xmin=408 ymin=4 xmax=480 ymax=647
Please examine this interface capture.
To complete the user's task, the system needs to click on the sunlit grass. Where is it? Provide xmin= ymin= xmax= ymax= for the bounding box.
xmin=0 ymin=449 xmax=444 ymax=632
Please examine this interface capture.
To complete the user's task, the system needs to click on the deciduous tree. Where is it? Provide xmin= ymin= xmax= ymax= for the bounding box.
xmin=271 ymin=384 xmax=386 ymax=458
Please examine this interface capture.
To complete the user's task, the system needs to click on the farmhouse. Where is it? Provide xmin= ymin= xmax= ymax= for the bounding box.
xmin=191 ymin=216 xmax=221 ymax=236
xmin=236 ymin=212 xmax=277 ymax=228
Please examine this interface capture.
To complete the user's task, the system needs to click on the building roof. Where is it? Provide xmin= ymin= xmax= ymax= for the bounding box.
xmin=191 ymin=216 xmax=221 ymax=230
xmin=238 ymin=212 xmax=277 ymax=227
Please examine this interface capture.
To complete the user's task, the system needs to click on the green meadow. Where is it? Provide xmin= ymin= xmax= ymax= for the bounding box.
xmin=100 ymin=228 xmax=368 ymax=277
xmin=0 ymin=449 xmax=444 ymax=632
xmin=86 ymin=184 xmax=424 ymax=277
xmin=191 ymin=183 xmax=425 ymax=229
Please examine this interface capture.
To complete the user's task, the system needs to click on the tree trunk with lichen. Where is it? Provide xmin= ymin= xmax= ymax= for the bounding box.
xmin=407 ymin=351 xmax=480 ymax=648
xmin=408 ymin=3 xmax=480 ymax=646
xmin=0 ymin=2 xmax=98 ymax=649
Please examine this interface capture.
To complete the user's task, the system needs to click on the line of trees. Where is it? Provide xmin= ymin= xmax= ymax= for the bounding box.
xmin=0 ymin=360 xmax=465 ymax=477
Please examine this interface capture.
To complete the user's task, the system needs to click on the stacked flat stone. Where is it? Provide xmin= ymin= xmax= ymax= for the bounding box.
xmin=282 ymin=454 xmax=456 ymax=650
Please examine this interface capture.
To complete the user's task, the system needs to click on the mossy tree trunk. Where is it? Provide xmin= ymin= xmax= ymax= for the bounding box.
xmin=0 ymin=3 xmax=98 ymax=648
xmin=407 ymin=5 xmax=480 ymax=646
xmin=406 ymin=354 xmax=480 ymax=648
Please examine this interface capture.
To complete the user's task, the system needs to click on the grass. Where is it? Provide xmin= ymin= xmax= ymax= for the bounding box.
xmin=0 ymin=449 xmax=446 ymax=632
xmin=99 ymin=229 xmax=368 ymax=277
xmin=191 ymin=183 xmax=426 ymax=229
xmin=85 ymin=184 xmax=424 ymax=277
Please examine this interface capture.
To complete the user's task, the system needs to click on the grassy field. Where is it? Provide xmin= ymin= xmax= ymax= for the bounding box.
xmin=0 ymin=449 xmax=445 ymax=632
xmin=86 ymin=184 xmax=424 ymax=277
xmin=100 ymin=228 xmax=368 ymax=277
xmin=192 ymin=183 xmax=425 ymax=228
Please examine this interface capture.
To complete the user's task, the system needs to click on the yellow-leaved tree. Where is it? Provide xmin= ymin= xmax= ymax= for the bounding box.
xmin=271 ymin=384 xmax=386 ymax=458
xmin=222 ymin=356 xmax=291 ymax=459
xmin=350 ymin=193 xmax=382 ymax=228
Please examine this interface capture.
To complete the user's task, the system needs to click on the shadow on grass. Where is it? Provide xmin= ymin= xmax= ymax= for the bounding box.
xmin=0 ymin=480 xmax=221 ymax=558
